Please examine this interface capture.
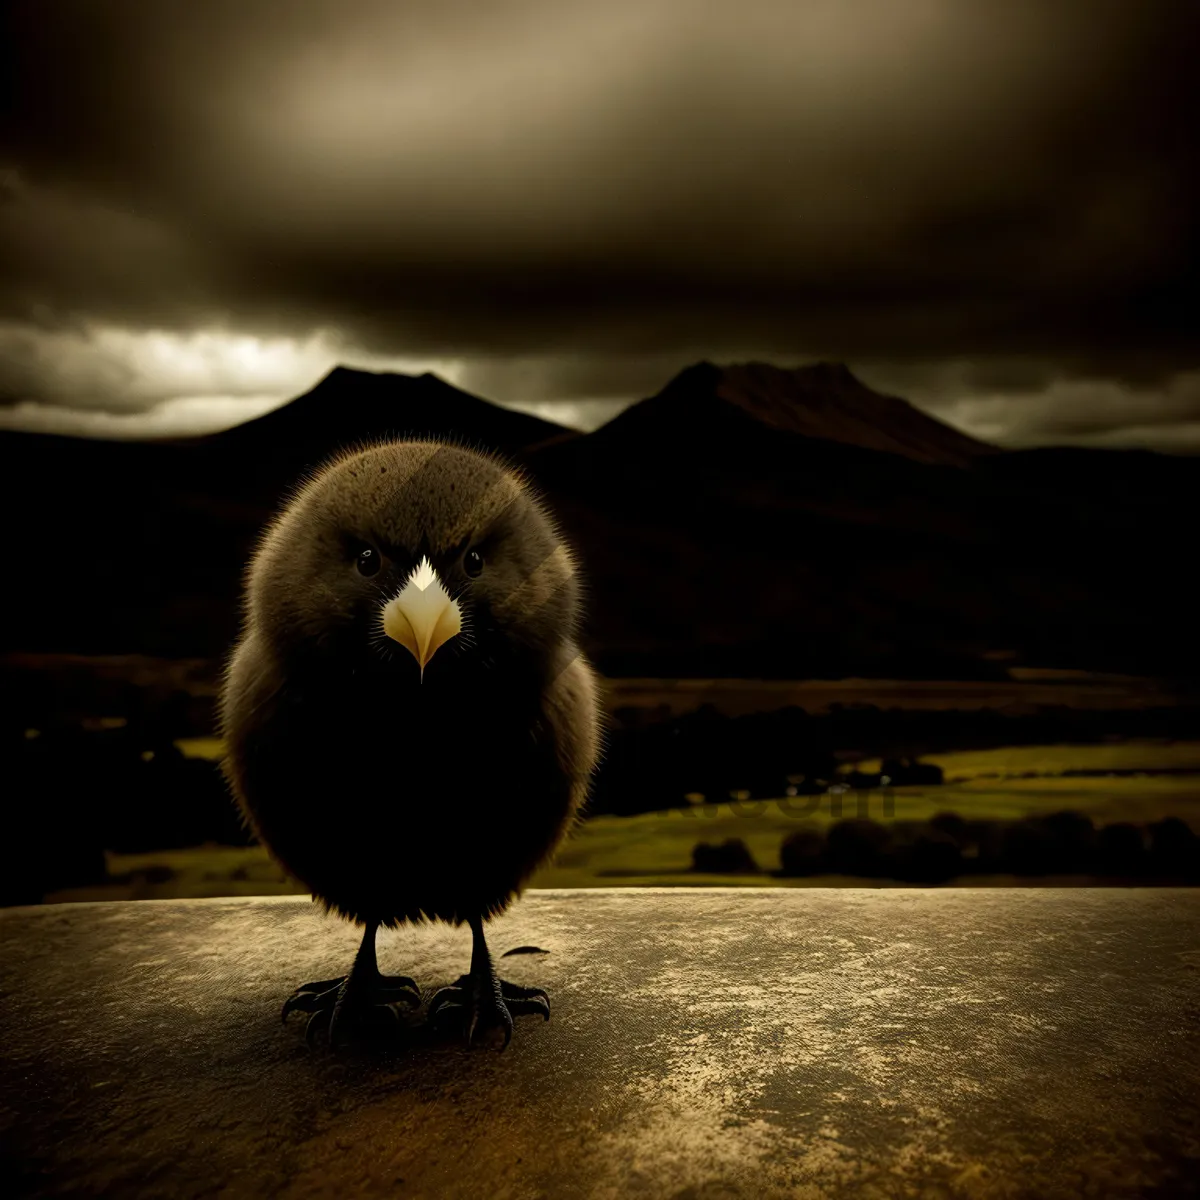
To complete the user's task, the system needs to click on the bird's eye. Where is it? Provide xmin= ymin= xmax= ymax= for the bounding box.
xmin=356 ymin=546 xmax=381 ymax=577
xmin=464 ymin=548 xmax=484 ymax=578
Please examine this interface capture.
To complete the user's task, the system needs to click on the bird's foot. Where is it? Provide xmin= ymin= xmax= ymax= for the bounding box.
xmin=427 ymin=973 xmax=550 ymax=1051
xmin=282 ymin=972 xmax=421 ymax=1048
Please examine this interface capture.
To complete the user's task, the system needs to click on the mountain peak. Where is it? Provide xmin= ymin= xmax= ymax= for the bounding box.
xmin=640 ymin=359 xmax=994 ymax=467
xmin=210 ymin=364 xmax=571 ymax=456
xmin=791 ymin=360 xmax=861 ymax=388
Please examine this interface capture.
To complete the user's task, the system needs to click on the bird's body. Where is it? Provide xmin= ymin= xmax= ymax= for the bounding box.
xmin=219 ymin=438 xmax=601 ymax=1046
xmin=224 ymin=622 xmax=593 ymax=925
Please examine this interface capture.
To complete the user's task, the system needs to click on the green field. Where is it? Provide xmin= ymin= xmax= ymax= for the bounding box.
xmin=537 ymin=737 xmax=1200 ymax=886
xmin=855 ymin=739 xmax=1200 ymax=780
xmin=536 ymin=775 xmax=1199 ymax=888
xmin=44 ymin=739 xmax=1200 ymax=902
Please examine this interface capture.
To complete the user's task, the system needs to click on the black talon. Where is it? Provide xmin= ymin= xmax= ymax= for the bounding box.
xmin=377 ymin=975 xmax=422 ymax=1004
xmin=471 ymin=1000 xmax=513 ymax=1051
xmin=281 ymin=978 xmax=343 ymax=1023
xmin=305 ymin=1007 xmax=332 ymax=1047
xmin=428 ymin=917 xmax=552 ymax=1050
xmin=281 ymin=921 xmax=421 ymax=1048
xmin=295 ymin=977 xmax=345 ymax=995
xmin=499 ymin=981 xmax=550 ymax=1012
xmin=506 ymin=995 xmax=551 ymax=1021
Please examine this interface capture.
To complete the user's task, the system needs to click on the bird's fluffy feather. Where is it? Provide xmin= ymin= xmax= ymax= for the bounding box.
xmin=220 ymin=438 xmax=602 ymax=927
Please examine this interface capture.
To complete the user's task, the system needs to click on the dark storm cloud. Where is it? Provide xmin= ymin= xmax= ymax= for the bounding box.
xmin=0 ymin=174 xmax=223 ymax=340
xmin=0 ymin=0 xmax=1196 ymax=444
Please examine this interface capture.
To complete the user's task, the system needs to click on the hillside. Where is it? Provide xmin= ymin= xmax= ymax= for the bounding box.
xmin=208 ymin=367 xmax=570 ymax=465
xmin=0 ymin=368 xmax=572 ymax=657
xmin=0 ymin=360 xmax=1194 ymax=679
xmin=597 ymin=361 xmax=993 ymax=466
xmin=518 ymin=363 xmax=1195 ymax=678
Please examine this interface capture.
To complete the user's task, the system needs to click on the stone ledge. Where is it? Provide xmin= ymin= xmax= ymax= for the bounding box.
xmin=2 ymin=889 xmax=1199 ymax=1199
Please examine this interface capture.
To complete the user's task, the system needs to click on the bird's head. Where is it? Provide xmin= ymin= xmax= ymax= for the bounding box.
xmin=247 ymin=439 xmax=581 ymax=683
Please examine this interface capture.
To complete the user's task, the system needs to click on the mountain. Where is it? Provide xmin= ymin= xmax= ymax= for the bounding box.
xmin=0 ymin=368 xmax=573 ymax=659
xmin=517 ymin=362 xmax=1197 ymax=678
xmin=192 ymin=367 xmax=574 ymax=507
xmin=210 ymin=366 xmax=571 ymax=461
xmin=0 ymin=360 xmax=1194 ymax=681
xmin=599 ymin=361 xmax=993 ymax=466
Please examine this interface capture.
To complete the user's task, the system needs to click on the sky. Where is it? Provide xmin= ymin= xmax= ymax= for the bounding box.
xmin=1 ymin=0 xmax=1197 ymax=449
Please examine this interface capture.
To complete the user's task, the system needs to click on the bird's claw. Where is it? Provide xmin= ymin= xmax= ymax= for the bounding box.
xmin=281 ymin=972 xmax=421 ymax=1047
xmin=428 ymin=973 xmax=550 ymax=1051
xmin=300 ymin=1000 xmax=402 ymax=1048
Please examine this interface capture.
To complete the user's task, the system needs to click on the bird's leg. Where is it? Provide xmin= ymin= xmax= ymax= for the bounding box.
xmin=281 ymin=920 xmax=421 ymax=1047
xmin=427 ymin=915 xmax=550 ymax=1050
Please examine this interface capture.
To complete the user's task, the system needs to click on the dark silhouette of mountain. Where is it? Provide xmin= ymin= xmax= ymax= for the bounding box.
xmin=0 ymin=360 xmax=1194 ymax=681
xmin=598 ymin=361 xmax=993 ymax=466
xmin=209 ymin=366 xmax=571 ymax=463
xmin=191 ymin=367 xmax=574 ymax=509
xmin=0 ymin=368 xmax=573 ymax=658
xmin=516 ymin=362 xmax=1197 ymax=679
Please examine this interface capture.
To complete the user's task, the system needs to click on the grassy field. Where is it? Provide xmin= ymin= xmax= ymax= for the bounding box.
xmin=536 ymin=737 xmax=1200 ymax=886
xmin=40 ymin=738 xmax=1199 ymax=903
xmin=854 ymin=739 xmax=1200 ymax=780
xmin=536 ymin=776 xmax=1199 ymax=887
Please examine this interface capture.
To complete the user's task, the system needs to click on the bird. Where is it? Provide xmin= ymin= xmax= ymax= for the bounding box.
xmin=219 ymin=438 xmax=602 ymax=1049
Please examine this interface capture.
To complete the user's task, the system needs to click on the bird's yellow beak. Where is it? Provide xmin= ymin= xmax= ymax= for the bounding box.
xmin=381 ymin=556 xmax=462 ymax=681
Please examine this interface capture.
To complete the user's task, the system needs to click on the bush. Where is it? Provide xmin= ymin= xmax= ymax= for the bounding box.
xmin=825 ymin=818 xmax=892 ymax=877
xmin=692 ymin=838 xmax=759 ymax=874
xmin=895 ymin=826 xmax=963 ymax=884
xmin=880 ymin=757 xmax=944 ymax=786
xmin=1148 ymin=817 xmax=1200 ymax=879
xmin=1001 ymin=819 xmax=1055 ymax=876
xmin=929 ymin=811 xmax=968 ymax=845
xmin=961 ymin=819 xmax=1006 ymax=872
xmin=1097 ymin=822 xmax=1146 ymax=876
xmin=778 ymin=827 xmax=826 ymax=877
xmin=1039 ymin=809 xmax=1097 ymax=874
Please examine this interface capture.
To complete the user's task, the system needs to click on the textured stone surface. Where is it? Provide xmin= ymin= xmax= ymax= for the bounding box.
xmin=2 ymin=889 xmax=1199 ymax=1199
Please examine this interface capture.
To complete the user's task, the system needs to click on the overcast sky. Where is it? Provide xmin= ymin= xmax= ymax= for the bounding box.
xmin=1 ymin=0 xmax=1197 ymax=449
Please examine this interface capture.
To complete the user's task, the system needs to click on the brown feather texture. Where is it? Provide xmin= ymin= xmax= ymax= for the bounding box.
xmin=219 ymin=438 xmax=603 ymax=929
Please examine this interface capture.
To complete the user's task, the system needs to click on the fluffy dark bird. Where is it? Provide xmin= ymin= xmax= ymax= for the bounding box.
xmin=220 ymin=439 xmax=602 ymax=1049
